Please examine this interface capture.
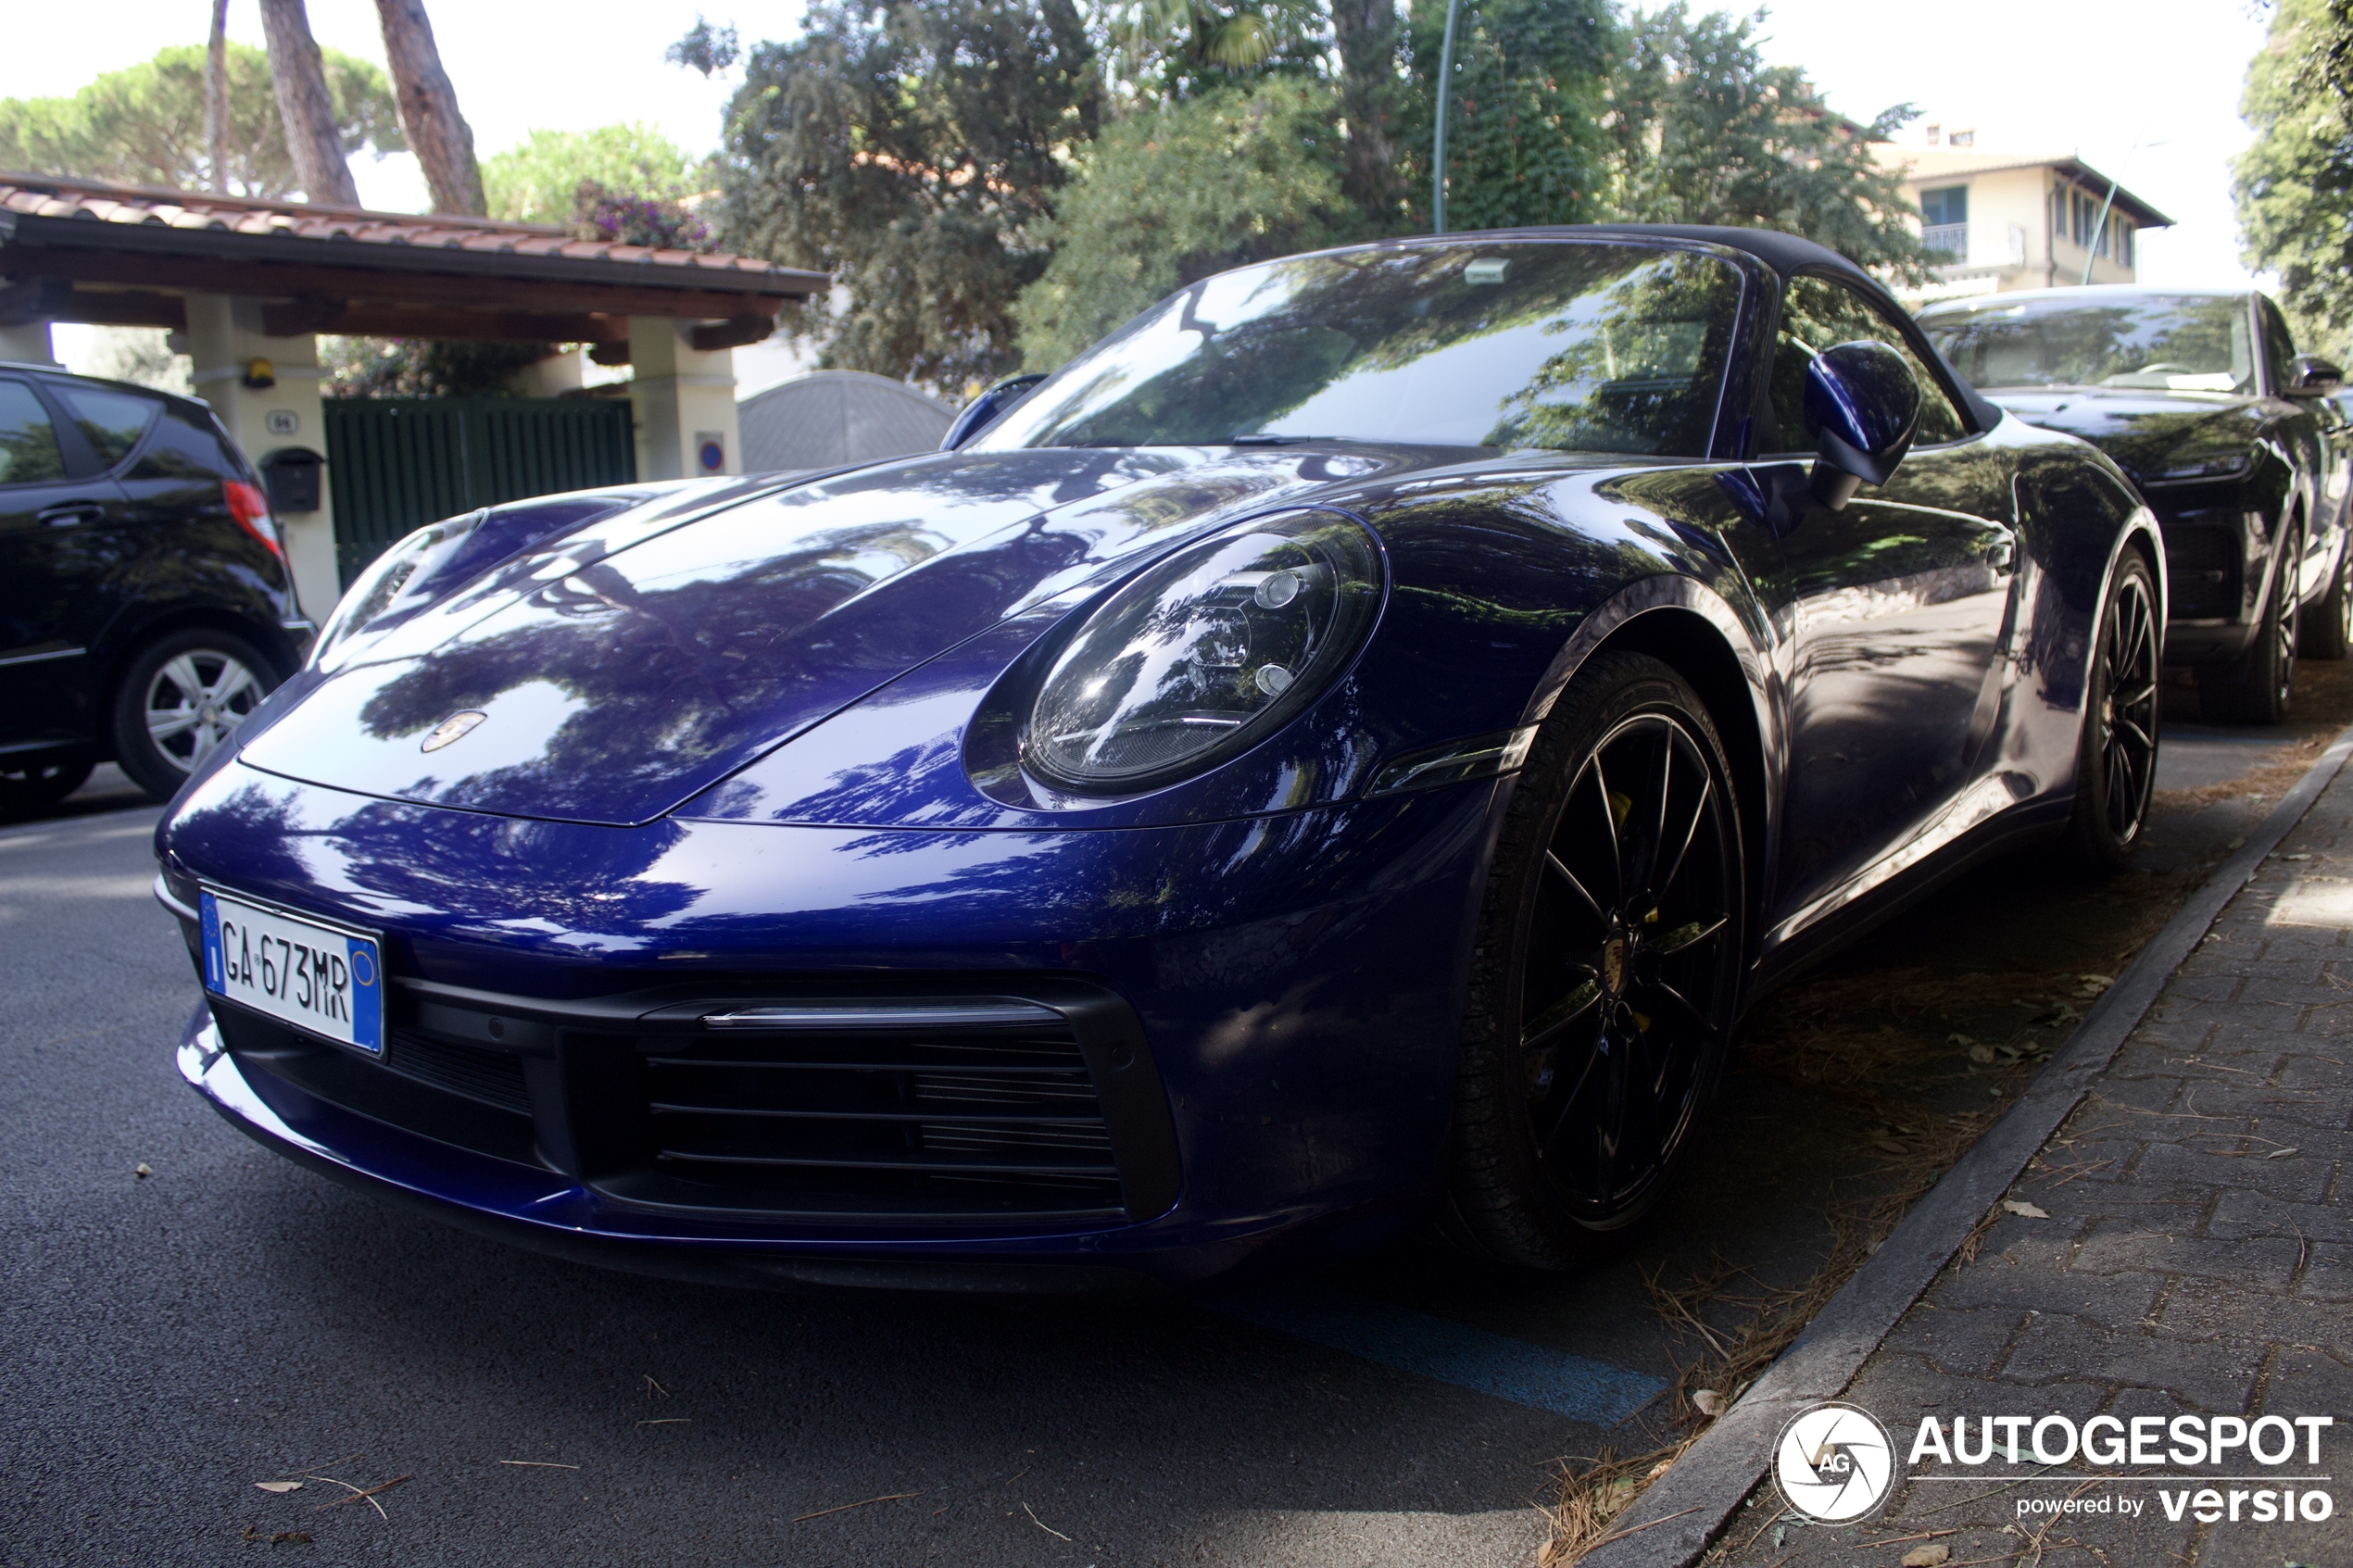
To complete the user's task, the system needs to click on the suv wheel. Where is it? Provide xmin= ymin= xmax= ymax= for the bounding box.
xmin=110 ymin=630 xmax=277 ymax=800
xmin=2300 ymin=543 xmax=2352 ymax=660
xmin=0 ymin=756 xmax=94 ymax=817
xmin=2203 ymin=523 xmax=2301 ymax=725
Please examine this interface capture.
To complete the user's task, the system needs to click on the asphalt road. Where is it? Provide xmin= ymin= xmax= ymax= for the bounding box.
xmin=0 ymin=695 xmax=2330 ymax=1568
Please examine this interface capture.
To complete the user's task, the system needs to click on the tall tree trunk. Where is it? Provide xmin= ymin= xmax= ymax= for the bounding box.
xmin=205 ymin=0 xmax=231 ymax=194
xmin=258 ymin=0 xmax=361 ymax=205
xmin=374 ymin=0 xmax=485 ymax=217
xmin=1332 ymin=0 xmax=1405 ymax=231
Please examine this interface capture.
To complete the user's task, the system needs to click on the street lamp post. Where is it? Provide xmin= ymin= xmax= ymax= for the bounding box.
xmin=1433 ymin=0 xmax=1463 ymax=234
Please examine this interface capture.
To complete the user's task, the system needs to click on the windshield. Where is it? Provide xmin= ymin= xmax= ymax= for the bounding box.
xmin=972 ymin=243 xmax=1746 ymax=457
xmin=1919 ymin=295 xmax=2256 ymax=395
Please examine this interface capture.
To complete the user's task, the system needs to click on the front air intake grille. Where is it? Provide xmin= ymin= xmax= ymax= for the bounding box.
xmin=2163 ymin=525 xmax=2241 ymax=620
xmin=211 ymin=1002 xmax=542 ymax=1169
xmin=606 ymin=998 xmax=1132 ymax=1222
xmin=385 ymin=1028 xmax=533 ymax=1114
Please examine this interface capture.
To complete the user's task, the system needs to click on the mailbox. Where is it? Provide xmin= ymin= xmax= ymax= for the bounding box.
xmin=259 ymin=446 xmax=325 ymax=514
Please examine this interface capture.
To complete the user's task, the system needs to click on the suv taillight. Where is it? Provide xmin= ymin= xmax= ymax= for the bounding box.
xmin=224 ymin=481 xmax=287 ymax=566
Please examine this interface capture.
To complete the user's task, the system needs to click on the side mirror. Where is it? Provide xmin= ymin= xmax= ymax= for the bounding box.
xmin=1804 ymin=340 xmax=1921 ymax=509
xmin=2286 ymin=354 xmax=2344 ymax=397
xmin=941 ymin=372 xmax=1048 ymax=450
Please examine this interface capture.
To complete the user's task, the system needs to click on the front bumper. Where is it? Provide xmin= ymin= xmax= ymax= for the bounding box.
xmin=158 ymin=762 xmax=1498 ymax=1286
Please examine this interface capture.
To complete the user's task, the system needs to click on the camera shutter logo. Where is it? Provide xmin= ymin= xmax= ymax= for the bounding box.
xmin=1773 ymin=1402 xmax=1899 ymax=1522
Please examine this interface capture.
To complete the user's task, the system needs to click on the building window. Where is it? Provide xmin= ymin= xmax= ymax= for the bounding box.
xmin=2118 ymin=220 xmax=2133 ymax=270
xmin=1919 ymin=184 xmax=1969 ymax=257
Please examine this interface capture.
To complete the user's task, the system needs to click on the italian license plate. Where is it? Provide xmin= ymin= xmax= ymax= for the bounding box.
xmin=200 ymin=889 xmax=383 ymax=1055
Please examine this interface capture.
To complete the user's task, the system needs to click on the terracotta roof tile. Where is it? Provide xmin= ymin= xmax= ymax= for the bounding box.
xmin=0 ymin=169 xmax=824 ymax=297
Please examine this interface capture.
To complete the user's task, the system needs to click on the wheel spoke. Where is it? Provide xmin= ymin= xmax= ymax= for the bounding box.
xmin=1654 ymin=772 xmax=1712 ymax=902
xmin=146 ymin=708 xmax=200 ymax=742
xmin=2113 ymin=715 xmax=2154 ymax=758
xmin=1629 ymin=978 xmax=1714 ymax=1038
xmin=1588 ymin=754 xmax=1625 ymax=905
xmin=156 ymin=655 xmax=206 ymax=703
xmin=1543 ymin=851 xmax=1607 ymax=928
xmin=1523 ymin=972 xmax=1603 ymax=1051
xmin=1652 ymin=912 xmax=1728 ymax=957
xmin=207 ymin=662 xmax=260 ymax=709
xmin=1641 ymin=740 xmax=1674 ymax=900
xmin=1537 ymin=1043 xmax=1604 ymax=1160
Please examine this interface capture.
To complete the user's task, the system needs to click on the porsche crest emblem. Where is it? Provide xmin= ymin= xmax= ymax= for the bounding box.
xmin=421 ymin=710 xmax=488 ymax=753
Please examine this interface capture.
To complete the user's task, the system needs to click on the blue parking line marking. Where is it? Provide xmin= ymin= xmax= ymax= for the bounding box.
xmin=1204 ymin=1286 xmax=1667 ymax=1426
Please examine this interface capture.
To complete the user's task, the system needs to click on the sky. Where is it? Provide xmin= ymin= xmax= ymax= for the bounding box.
xmin=7 ymin=0 xmax=2283 ymax=381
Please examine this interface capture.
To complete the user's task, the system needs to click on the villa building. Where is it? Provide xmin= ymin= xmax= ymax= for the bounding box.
xmin=1870 ymin=128 xmax=2173 ymax=303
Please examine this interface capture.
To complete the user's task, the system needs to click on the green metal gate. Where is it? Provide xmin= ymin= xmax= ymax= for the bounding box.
xmin=322 ymin=397 xmax=636 ymax=585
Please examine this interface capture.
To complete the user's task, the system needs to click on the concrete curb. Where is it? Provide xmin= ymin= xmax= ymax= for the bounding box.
xmin=1578 ymin=721 xmax=2353 ymax=1568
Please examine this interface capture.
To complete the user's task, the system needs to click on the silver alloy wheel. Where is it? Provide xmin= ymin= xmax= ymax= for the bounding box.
xmin=143 ymin=648 xmax=265 ymax=774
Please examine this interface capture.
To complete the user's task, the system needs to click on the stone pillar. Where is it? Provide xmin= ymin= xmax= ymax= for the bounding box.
xmin=182 ymin=293 xmax=339 ymax=621
xmin=625 ymin=317 xmax=739 ymax=481
xmin=0 ymin=320 xmax=58 ymax=364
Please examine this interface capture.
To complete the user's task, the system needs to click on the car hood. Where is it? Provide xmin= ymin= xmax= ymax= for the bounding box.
xmin=234 ymin=445 xmax=1471 ymax=826
xmin=1982 ymin=388 xmax=2267 ymax=484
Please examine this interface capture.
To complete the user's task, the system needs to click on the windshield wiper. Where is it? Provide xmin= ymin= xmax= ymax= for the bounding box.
xmin=1227 ymin=433 xmax=1362 ymax=445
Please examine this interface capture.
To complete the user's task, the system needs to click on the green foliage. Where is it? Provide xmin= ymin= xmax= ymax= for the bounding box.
xmin=1598 ymin=6 xmax=1931 ymax=280
xmin=1103 ymin=0 xmax=1329 ymax=105
xmin=0 ymin=41 xmax=401 ymax=199
xmin=713 ymin=0 xmax=1101 ymax=395
xmin=2235 ymin=0 xmax=2353 ymax=355
xmin=321 ymin=337 xmax=558 ymax=398
xmin=1013 ymin=80 xmax=1362 ymax=368
xmin=666 ymin=16 xmax=741 ymax=78
xmin=483 ymin=124 xmax=705 ymax=226
xmin=1402 ymin=0 xmax=1615 ymax=231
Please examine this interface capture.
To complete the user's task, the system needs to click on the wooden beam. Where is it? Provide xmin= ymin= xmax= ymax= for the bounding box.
xmin=587 ymin=341 xmax=631 ymax=367
xmin=689 ymin=313 xmax=775 ymax=352
xmin=41 ymin=286 xmax=185 ymax=329
xmin=0 ymin=243 xmax=802 ymax=321
xmin=255 ymin=298 xmax=627 ymax=341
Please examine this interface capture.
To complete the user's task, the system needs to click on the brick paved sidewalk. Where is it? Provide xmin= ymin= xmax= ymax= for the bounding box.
xmin=1706 ymin=765 xmax=2353 ymax=1567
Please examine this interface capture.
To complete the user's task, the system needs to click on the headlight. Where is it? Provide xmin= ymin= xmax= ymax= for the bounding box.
xmin=2155 ymin=451 xmax=2252 ymax=483
xmin=1022 ymin=509 xmax=1383 ymax=794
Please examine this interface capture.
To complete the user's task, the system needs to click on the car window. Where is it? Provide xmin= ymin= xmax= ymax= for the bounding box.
xmin=52 ymin=383 xmax=159 ymax=470
xmin=2260 ymin=297 xmax=2297 ymax=391
xmin=972 ymin=243 xmax=1747 ymax=458
xmin=1766 ymin=274 xmax=1968 ymax=453
xmin=126 ymin=404 xmax=243 ymax=483
xmin=1919 ymin=294 xmax=2256 ymax=394
xmin=0 ymin=380 xmax=69 ymax=487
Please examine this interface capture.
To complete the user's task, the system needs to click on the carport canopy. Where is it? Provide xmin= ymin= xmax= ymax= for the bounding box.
xmin=0 ymin=171 xmax=829 ymax=620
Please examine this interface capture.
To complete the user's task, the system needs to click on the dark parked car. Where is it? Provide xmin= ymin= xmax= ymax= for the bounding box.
xmin=1919 ymin=287 xmax=2347 ymax=723
xmin=0 ymin=363 xmax=313 ymax=810
xmin=157 ymin=228 xmax=2164 ymax=1290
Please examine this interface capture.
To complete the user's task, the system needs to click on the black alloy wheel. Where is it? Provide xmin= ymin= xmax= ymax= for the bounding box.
xmin=2206 ymin=522 xmax=2301 ymax=725
xmin=1446 ymin=651 xmax=1744 ymax=1270
xmin=2300 ymin=542 xmax=2352 ymax=660
xmin=0 ymin=756 xmax=94 ymax=818
xmin=110 ymin=629 xmax=278 ymax=800
xmin=2070 ymin=553 xmax=2160 ymax=872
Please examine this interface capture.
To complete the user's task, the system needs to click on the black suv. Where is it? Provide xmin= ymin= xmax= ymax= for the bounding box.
xmin=1920 ymin=287 xmax=2347 ymax=724
xmin=1 ymin=363 xmax=312 ymax=811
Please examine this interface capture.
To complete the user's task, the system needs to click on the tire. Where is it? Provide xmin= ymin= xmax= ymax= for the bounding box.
xmin=2203 ymin=521 xmax=2301 ymax=725
xmin=0 ymin=755 xmax=94 ymax=817
xmin=2299 ymin=540 xmax=2351 ymax=660
xmin=2069 ymin=553 xmax=2160 ymax=872
xmin=1443 ymin=650 xmax=1746 ymax=1271
xmin=109 ymin=630 xmax=277 ymax=801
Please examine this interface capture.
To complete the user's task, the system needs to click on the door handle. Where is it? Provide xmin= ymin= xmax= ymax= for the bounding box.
xmin=37 ymin=504 xmax=103 ymax=529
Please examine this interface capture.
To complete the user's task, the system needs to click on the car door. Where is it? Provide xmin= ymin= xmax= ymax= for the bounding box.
xmin=1743 ymin=272 xmax=2022 ymax=931
xmin=0 ymin=376 xmax=129 ymax=749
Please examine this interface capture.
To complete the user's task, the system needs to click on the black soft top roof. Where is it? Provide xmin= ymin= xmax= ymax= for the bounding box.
xmin=1542 ymin=223 xmax=1874 ymax=285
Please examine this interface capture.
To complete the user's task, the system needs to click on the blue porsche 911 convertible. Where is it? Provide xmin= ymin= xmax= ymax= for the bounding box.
xmin=154 ymin=226 xmax=2162 ymax=1291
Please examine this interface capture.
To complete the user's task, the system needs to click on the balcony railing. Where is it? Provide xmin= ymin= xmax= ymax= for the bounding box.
xmin=1922 ymin=222 xmax=1969 ymax=258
